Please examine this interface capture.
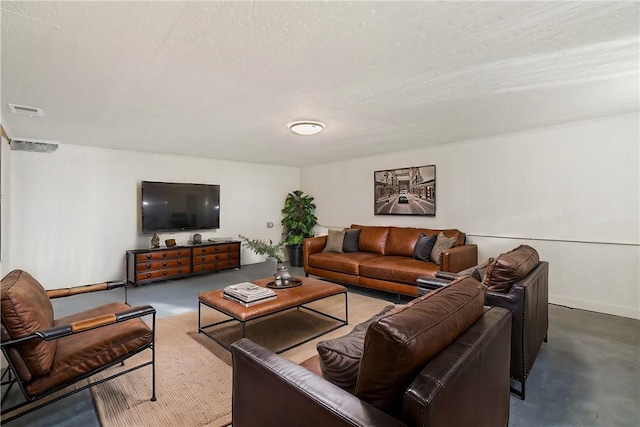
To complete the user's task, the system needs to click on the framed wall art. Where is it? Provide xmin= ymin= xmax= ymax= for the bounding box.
xmin=374 ymin=165 xmax=436 ymax=216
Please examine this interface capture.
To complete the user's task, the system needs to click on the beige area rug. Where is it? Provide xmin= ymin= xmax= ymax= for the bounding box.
xmin=89 ymin=292 xmax=393 ymax=427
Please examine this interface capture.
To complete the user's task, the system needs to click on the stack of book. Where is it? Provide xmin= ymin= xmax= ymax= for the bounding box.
xmin=223 ymin=282 xmax=277 ymax=307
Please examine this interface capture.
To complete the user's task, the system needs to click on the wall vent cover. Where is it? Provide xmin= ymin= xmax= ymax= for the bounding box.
xmin=8 ymin=103 xmax=44 ymax=117
xmin=10 ymin=137 xmax=58 ymax=153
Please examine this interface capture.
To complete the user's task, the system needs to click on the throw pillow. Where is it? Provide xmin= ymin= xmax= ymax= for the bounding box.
xmin=317 ymin=305 xmax=395 ymax=393
xmin=412 ymin=233 xmax=437 ymax=261
xmin=322 ymin=229 xmax=346 ymax=253
xmin=430 ymin=232 xmax=457 ymax=265
xmin=457 ymin=257 xmax=494 ymax=282
xmin=342 ymin=228 xmax=361 ymax=253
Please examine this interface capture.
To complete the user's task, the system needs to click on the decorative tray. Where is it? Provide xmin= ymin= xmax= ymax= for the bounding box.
xmin=266 ymin=279 xmax=303 ymax=289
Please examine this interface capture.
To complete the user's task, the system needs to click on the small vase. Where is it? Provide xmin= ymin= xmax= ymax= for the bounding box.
xmin=150 ymin=233 xmax=160 ymax=248
xmin=274 ymin=266 xmax=292 ymax=287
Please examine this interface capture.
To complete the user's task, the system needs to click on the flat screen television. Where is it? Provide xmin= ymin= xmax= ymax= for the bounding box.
xmin=141 ymin=181 xmax=220 ymax=233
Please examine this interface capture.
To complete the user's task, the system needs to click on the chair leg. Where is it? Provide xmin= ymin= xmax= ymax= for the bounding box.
xmin=510 ymin=380 xmax=525 ymax=400
xmin=544 ymin=333 xmax=548 ymax=343
xmin=150 ymin=312 xmax=157 ymax=402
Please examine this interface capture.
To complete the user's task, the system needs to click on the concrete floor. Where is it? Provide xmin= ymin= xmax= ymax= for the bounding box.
xmin=2 ymin=262 xmax=639 ymax=426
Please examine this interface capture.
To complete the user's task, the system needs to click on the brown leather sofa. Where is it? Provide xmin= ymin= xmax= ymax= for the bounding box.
xmin=231 ymin=276 xmax=512 ymax=427
xmin=417 ymin=245 xmax=549 ymax=399
xmin=303 ymin=225 xmax=478 ymax=297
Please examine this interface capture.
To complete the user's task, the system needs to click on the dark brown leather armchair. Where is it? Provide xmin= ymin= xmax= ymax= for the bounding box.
xmin=231 ymin=277 xmax=512 ymax=427
xmin=418 ymin=246 xmax=549 ymax=400
xmin=1 ymin=270 xmax=156 ymax=423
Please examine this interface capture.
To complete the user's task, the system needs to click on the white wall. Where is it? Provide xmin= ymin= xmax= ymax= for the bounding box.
xmin=301 ymin=114 xmax=640 ymax=319
xmin=8 ymin=145 xmax=298 ymax=288
xmin=0 ymin=119 xmax=12 ymax=278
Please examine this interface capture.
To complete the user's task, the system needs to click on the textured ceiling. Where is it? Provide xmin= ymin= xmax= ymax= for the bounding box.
xmin=1 ymin=1 xmax=638 ymax=167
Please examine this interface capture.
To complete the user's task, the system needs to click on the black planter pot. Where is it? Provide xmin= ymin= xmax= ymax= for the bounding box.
xmin=286 ymin=245 xmax=304 ymax=267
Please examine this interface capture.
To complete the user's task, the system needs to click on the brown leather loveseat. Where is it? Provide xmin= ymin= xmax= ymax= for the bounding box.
xmin=231 ymin=276 xmax=512 ymax=427
xmin=303 ymin=224 xmax=478 ymax=297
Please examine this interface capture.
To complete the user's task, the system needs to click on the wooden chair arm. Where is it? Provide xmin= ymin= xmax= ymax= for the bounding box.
xmin=46 ymin=280 xmax=125 ymax=299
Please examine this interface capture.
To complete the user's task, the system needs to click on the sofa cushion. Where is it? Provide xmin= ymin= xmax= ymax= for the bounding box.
xmin=385 ymin=227 xmax=424 ymax=257
xmin=342 ymin=228 xmax=361 ymax=253
xmin=360 ymin=257 xmax=441 ymax=284
xmin=430 ymin=232 xmax=457 ymax=265
xmin=317 ymin=305 xmax=395 ymax=393
xmin=308 ymin=252 xmax=384 ymax=275
xmin=1 ymin=270 xmax=57 ymax=380
xmin=322 ymin=229 xmax=346 ymax=253
xmin=351 ymin=225 xmax=390 ymax=255
xmin=355 ymin=276 xmax=484 ymax=416
xmin=483 ymin=245 xmax=539 ymax=292
xmin=412 ymin=232 xmax=437 ymax=261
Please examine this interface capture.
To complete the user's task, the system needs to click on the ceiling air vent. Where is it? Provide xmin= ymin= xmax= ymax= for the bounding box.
xmin=9 ymin=137 xmax=58 ymax=153
xmin=8 ymin=103 xmax=44 ymax=117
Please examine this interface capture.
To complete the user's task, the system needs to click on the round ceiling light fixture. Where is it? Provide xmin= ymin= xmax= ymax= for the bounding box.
xmin=288 ymin=121 xmax=325 ymax=136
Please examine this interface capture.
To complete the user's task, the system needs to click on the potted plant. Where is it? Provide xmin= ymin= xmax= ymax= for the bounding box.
xmin=281 ymin=190 xmax=317 ymax=267
xmin=238 ymin=235 xmax=283 ymax=264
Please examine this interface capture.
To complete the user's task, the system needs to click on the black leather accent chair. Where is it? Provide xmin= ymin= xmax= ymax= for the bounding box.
xmin=417 ymin=245 xmax=549 ymax=400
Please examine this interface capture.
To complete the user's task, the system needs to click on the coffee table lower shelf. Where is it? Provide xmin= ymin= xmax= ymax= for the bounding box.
xmin=198 ymin=278 xmax=348 ymax=354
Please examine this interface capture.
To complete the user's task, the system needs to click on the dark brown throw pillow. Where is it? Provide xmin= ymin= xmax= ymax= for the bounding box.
xmin=342 ymin=228 xmax=361 ymax=253
xmin=412 ymin=232 xmax=437 ymax=261
xmin=317 ymin=305 xmax=395 ymax=393
xmin=322 ymin=229 xmax=346 ymax=253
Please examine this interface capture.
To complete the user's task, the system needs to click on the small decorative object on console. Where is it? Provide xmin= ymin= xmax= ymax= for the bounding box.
xmin=150 ymin=233 xmax=160 ymax=248
xmin=193 ymin=233 xmax=202 ymax=244
xmin=165 ymin=239 xmax=177 ymax=247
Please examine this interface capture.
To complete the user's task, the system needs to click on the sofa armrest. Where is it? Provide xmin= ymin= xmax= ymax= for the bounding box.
xmin=303 ymin=236 xmax=327 ymax=271
xmin=416 ymin=276 xmax=451 ymax=295
xmin=402 ymin=307 xmax=512 ymax=427
xmin=434 ymin=271 xmax=458 ymax=281
xmin=440 ymin=244 xmax=477 ymax=273
xmin=231 ymin=338 xmax=406 ymax=427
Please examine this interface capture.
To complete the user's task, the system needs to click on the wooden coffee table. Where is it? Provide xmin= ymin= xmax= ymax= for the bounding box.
xmin=198 ymin=276 xmax=348 ymax=353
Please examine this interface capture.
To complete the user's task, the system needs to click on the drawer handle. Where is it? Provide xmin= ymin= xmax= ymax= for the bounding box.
xmin=162 ymin=261 xmax=167 ymax=266
xmin=162 ymin=253 xmax=167 ymax=258
xmin=146 ymin=263 xmax=151 ymax=269
xmin=146 ymin=273 xmax=151 ymax=278
xmin=178 ymin=251 xmax=182 ymax=255
xmin=201 ymin=248 xmax=206 ymax=253
xmin=177 ymin=269 xmax=182 ymax=273
xmin=162 ymin=271 xmax=168 ymax=276
xmin=215 ymin=255 xmax=219 ymax=260
xmin=201 ymin=256 xmax=205 ymax=261
xmin=177 ymin=259 xmax=182 ymax=265
xmin=146 ymin=254 xmax=152 ymax=259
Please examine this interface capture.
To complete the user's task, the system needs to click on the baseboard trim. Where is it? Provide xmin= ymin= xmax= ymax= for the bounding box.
xmin=550 ymin=294 xmax=639 ymax=320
